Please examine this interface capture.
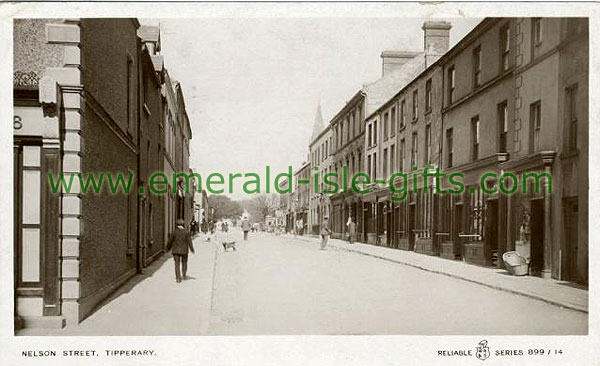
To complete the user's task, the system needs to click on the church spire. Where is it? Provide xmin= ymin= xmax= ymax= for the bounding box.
xmin=310 ymin=102 xmax=325 ymax=143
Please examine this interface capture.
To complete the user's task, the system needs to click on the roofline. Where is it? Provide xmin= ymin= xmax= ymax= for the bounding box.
xmin=309 ymin=123 xmax=332 ymax=148
xmin=328 ymin=90 xmax=366 ymax=126
xmin=293 ymin=161 xmax=310 ymax=175
xmin=365 ymin=17 xmax=496 ymax=120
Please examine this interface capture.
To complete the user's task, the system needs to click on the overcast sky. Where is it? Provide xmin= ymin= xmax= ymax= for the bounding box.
xmin=140 ymin=18 xmax=481 ymax=198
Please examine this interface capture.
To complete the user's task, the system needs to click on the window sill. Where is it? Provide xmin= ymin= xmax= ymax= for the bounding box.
xmin=398 ymin=125 xmax=406 ymax=133
xmin=411 ymin=118 xmax=418 ymax=124
xmin=143 ymin=103 xmax=151 ymax=116
xmin=424 ymin=109 xmax=432 ymax=117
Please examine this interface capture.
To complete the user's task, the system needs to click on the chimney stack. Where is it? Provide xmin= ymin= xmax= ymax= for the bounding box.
xmin=422 ymin=21 xmax=452 ymax=54
xmin=380 ymin=51 xmax=420 ymax=76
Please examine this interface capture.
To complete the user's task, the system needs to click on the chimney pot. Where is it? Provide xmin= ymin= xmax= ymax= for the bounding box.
xmin=422 ymin=21 xmax=452 ymax=55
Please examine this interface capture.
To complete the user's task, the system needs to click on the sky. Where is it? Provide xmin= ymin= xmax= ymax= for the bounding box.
xmin=140 ymin=17 xmax=482 ymax=198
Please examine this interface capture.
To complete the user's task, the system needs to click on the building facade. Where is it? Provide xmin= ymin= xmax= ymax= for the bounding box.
xmin=13 ymin=18 xmax=195 ymax=330
xmin=295 ymin=17 xmax=588 ymax=285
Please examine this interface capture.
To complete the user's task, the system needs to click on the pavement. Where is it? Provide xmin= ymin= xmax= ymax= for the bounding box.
xmin=289 ymin=233 xmax=588 ymax=313
xmin=16 ymin=235 xmax=217 ymax=336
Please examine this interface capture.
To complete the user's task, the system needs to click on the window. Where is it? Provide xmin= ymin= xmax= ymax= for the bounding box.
xmin=447 ymin=66 xmax=455 ymax=104
xmin=529 ymin=100 xmax=542 ymax=153
xmin=373 ymin=120 xmax=378 ymax=146
xmin=497 ymin=101 xmax=508 ymax=153
xmin=358 ymin=106 xmax=363 ymax=132
xmin=411 ymin=132 xmax=418 ymax=168
xmin=473 ymin=45 xmax=482 ymax=88
xmin=340 ymin=123 xmax=344 ymax=146
xmin=383 ymin=112 xmax=389 ymax=140
xmin=446 ymin=128 xmax=454 ymax=168
xmin=424 ymin=124 xmax=431 ymax=165
xmin=400 ymin=139 xmax=405 ymax=172
xmin=127 ymin=54 xmax=134 ymax=135
xmin=471 ymin=115 xmax=480 ymax=161
xmin=400 ymin=100 xmax=406 ymax=128
xmin=346 ymin=117 xmax=350 ymax=142
xmin=425 ymin=79 xmax=432 ymax=112
xmin=373 ymin=152 xmax=377 ymax=179
xmin=390 ymin=144 xmax=395 ymax=175
xmin=390 ymin=107 xmax=396 ymax=136
xmin=533 ymin=18 xmax=542 ymax=46
xmin=412 ymin=90 xmax=419 ymax=121
xmin=367 ymin=124 xmax=372 ymax=147
xmin=566 ymin=84 xmax=578 ymax=151
xmin=500 ymin=24 xmax=510 ymax=71
xmin=383 ymin=148 xmax=388 ymax=179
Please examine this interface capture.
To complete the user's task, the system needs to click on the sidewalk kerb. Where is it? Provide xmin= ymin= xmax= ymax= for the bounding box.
xmin=289 ymin=234 xmax=588 ymax=314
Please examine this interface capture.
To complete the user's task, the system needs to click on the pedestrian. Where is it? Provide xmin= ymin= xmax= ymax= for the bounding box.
xmin=241 ymin=216 xmax=251 ymax=240
xmin=166 ymin=219 xmax=195 ymax=283
xmin=201 ymin=219 xmax=207 ymax=235
xmin=209 ymin=220 xmax=215 ymax=234
xmin=347 ymin=216 xmax=356 ymax=244
xmin=320 ymin=216 xmax=332 ymax=250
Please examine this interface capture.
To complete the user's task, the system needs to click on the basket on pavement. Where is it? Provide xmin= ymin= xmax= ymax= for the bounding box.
xmin=502 ymin=251 xmax=529 ymax=276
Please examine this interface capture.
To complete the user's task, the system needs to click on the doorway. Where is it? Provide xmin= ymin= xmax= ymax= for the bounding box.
xmin=453 ymin=203 xmax=463 ymax=259
xmin=486 ymin=199 xmax=499 ymax=266
xmin=529 ymin=199 xmax=544 ymax=275
xmin=408 ymin=203 xmax=416 ymax=251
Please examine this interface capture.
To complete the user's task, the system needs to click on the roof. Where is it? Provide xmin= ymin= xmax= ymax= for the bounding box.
xmin=362 ymin=52 xmax=426 ymax=117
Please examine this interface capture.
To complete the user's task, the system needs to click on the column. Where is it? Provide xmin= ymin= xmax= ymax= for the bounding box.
xmin=541 ymin=151 xmax=556 ymax=279
xmin=46 ymin=19 xmax=83 ymax=325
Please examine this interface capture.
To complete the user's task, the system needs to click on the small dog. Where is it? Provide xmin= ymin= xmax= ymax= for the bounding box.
xmin=222 ymin=240 xmax=236 ymax=252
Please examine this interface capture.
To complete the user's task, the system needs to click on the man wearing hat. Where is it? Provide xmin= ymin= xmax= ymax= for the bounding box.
xmin=320 ymin=216 xmax=332 ymax=250
xmin=167 ymin=219 xmax=195 ymax=283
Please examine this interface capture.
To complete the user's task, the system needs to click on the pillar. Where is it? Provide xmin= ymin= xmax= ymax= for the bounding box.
xmin=541 ymin=151 xmax=556 ymax=279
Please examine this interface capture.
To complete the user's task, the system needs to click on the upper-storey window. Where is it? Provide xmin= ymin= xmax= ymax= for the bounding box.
xmin=383 ymin=111 xmax=389 ymax=140
xmin=425 ymin=78 xmax=432 ymax=112
xmin=500 ymin=23 xmax=510 ymax=72
xmin=390 ymin=107 xmax=396 ymax=136
xmin=529 ymin=100 xmax=542 ymax=153
xmin=472 ymin=45 xmax=482 ymax=89
xmin=400 ymin=99 xmax=406 ymax=128
xmin=412 ymin=89 xmax=419 ymax=121
xmin=447 ymin=66 xmax=455 ymax=105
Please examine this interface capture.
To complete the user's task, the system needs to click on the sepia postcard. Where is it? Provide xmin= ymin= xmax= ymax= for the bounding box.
xmin=1 ymin=1 xmax=598 ymax=365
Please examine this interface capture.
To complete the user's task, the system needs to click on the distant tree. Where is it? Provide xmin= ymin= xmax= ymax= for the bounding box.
xmin=208 ymin=195 xmax=243 ymax=221
xmin=252 ymin=193 xmax=279 ymax=222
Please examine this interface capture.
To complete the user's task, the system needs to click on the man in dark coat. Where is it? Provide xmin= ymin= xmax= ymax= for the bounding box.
xmin=167 ymin=219 xmax=195 ymax=283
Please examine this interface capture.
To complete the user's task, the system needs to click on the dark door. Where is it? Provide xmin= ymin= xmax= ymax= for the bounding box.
xmin=563 ymin=197 xmax=579 ymax=282
xmin=408 ymin=204 xmax=416 ymax=250
xmin=486 ymin=199 xmax=499 ymax=266
xmin=530 ymin=199 xmax=544 ymax=275
xmin=453 ymin=203 xmax=463 ymax=259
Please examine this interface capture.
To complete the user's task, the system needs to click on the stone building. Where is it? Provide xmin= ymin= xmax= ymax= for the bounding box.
xmin=13 ymin=18 xmax=194 ymax=331
xmin=357 ymin=17 xmax=588 ymax=285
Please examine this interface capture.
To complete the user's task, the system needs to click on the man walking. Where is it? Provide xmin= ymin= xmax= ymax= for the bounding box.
xmin=241 ymin=216 xmax=251 ymax=240
xmin=167 ymin=219 xmax=195 ymax=283
xmin=320 ymin=216 xmax=332 ymax=250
